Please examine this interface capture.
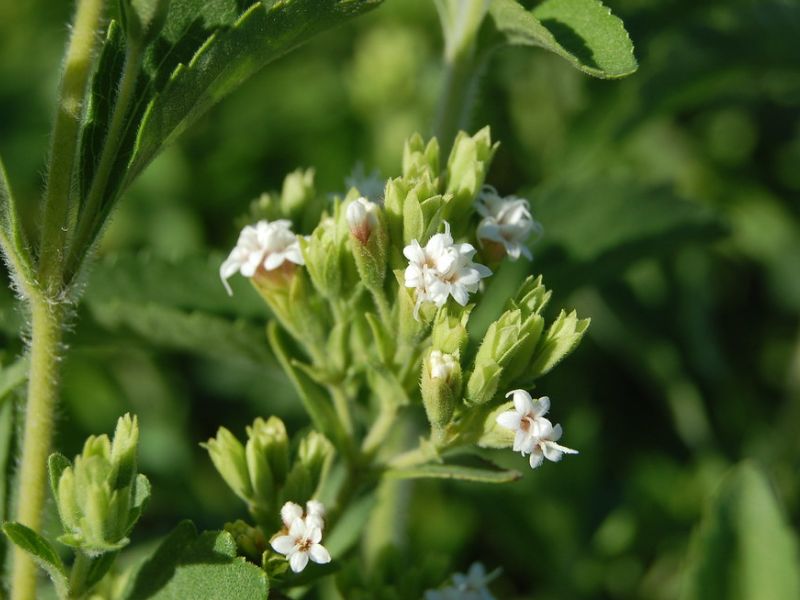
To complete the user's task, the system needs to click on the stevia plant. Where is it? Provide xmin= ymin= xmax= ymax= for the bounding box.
xmin=0 ymin=0 xmax=643 ymax=598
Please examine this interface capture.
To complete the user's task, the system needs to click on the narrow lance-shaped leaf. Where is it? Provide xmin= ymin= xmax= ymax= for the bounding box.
xmin=487 ymin=0 xmax=637 ymax=79
xmin=0 ymin=156 xmax=34 ymax=291
xmin=2 ymin=523 xmax=69 ymax=598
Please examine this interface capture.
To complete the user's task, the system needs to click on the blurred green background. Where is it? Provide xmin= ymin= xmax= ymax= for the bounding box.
xmin=1 ymin=0 xmax=799 ymax=598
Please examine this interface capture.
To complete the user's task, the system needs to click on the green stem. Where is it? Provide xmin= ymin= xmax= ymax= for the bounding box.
xmin=64 ymin=39 xmax=144 ymax=285
xmin=370 ymin=287 xmax=392 ymax=327
xmin=67 ymin=551 xmax=91 ymax=600
xmin=38 ymin=0 xmax=105 ymax=292
xmin=432 ymin=0 xmax=490 ymax=154
xmin=10 ymin=299 xmax=65 ymax=600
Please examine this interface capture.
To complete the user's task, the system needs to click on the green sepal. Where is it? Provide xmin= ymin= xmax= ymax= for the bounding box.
xmin=529 ymin=310 xmax=590 ymax=379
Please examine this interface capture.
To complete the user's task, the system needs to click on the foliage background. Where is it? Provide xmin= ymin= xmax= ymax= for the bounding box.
xmin=1 ymin=0 xmax=799 ymax=598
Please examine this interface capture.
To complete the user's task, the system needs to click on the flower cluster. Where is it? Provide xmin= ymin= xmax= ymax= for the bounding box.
xmin=270 ymin=501 xmax=331 ymax=573
xmin=403 ymin=222 xmax=492 ymax=318
xmin=219 ymin=219 xmax=304 ymax=295
xmin=475 ymin=185 xmax=539 ymax=261
xmin=496 ymin=390 xmax=578 ymax=469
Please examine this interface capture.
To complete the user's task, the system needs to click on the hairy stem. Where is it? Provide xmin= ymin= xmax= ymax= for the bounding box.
xmin=65 ymin=39 xmax=144 ymax=284
xmin=38 ymin=0 xmax=105 ymax=292
xmin=10 ymin=299 xmax=65 ymax=600
xmin=68 ymin=551 xmax=91 ymax=600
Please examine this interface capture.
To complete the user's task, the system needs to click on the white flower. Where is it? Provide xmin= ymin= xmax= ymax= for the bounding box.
xmin=496 ymin=389 xmax=578 ymax=469
xmin=424 ymin=563 xmax=497 ymax=600
xmin=476 ymin=186 xmax=539 ymax=261
xmin=280 ymin=501 xmax=304 ymax=528
xmin=270 ymin=514 xmax=331 ymax=573
xmin=305 ymin=499 xmax=326 ymax=526
xmin=403 ymin=222 xmax=492 ymax=318
xmin=280 ymin=500 xmax=325 ymax=530
xmin=346 ymin=196 xmax=379 ymax=243
xmin=429 ymin=350 xmax=457 ymax=380
xmin=219 ymin=219 xmax=304 ymax=295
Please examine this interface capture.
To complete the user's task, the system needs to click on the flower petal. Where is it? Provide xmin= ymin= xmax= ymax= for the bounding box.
xmin=496 ymin=411 xmax=521 ymax=431
xmin=270 ymin=535 xmax=297 ymax=555
xmin=289 ymin=550 xmax=309 ymax=573
xmin=309 ymin=543 xmax=331 ymax=564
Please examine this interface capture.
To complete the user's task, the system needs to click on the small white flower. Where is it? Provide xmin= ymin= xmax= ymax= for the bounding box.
xmin=476 ymin=186 xmax=539 ymax=261
xmin=270 ymin=514 xmax=331 ymax=573
xmin=346 ymin=196 xmax=379 ymax=243
xmin=496 ymin=389 xmax=578 ymax=469
xmin=219 ymin=219 xmax=304 ymax=295
xmin=429 ymin=350 xmax=457 ymax=380
xmin=280 ymin=501 xmax=304 ymax=528
xmin=424 ymin=563 xmax=497 ymax=600
xmin=305 ymin=499 xmax=326 ymax=525
xmin=403 ymin=222 xmax=492 ymax=318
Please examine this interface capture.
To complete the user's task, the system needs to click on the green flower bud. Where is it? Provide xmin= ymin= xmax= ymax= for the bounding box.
xmin=245 ymin=417 xmax=290 ymax=504
xmin=466 ymin=309 xmax=544 ymax=405
xmin=282 ymin=431 xmax=333 ymax=504
xmin=384 ymin=177 xmax=409 ymax=255
xmin=529 ymin=310 xmax=590 ymax=379
xmin=421 ymin=350 xmax=462 ymax=433
xmin=444 ymin=127 xmax=498 ymax=231
xmin=280 ymin=168 xmax=316 ymax=221
xmin=402 ymin=187 xmax=448 ymax=246
xmin=347 ymin=197 xmax=389 ymax=291
xmin=204 ymin=427 xmax=253 ymax=503
xmin=431 ymin=305 xmax=472 ymax=356
xmin=120 ymin=0 xmax=169 ymax=46
xmin=301 ymin=216 xmax=343 ymax=299
xmin=53 ymin=415 xmax=149 ymax=555
xmin=507 ymin=275 xmax=551 ymax=317
xmin=403 ymin=133 xmax=440 ymax=182
xmin=224 ymin=520 xmax=266 ymax=561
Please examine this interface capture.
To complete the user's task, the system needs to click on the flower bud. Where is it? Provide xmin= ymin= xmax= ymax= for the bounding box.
xmin=508 ymin=275 xmax=551 ymax=316
xmin=280 ymin=168 xmax=316 ymax=221
xmin=444 ymin=127 xmax=498 ymax=232
xmin=528 ymin=310 xmax=590 ymax=379
xmin=431 ymin=306 xmax=471 ymax=356
xmin=403 ymin=133 xmax=440 ymax=182
xmin=204 ymin=427 xmax=253 ymax=503
xmin=245 ymin=417 xmax=290 ymax=504
xmin=281 ymin=432 xmax=333 ymax=505
xmin=225 ymin=520 xmax=266 ymax=561
xmin=421 ymin=350 xmax=462 ymax=433
xmin=301 ymin=216 xmax=343 ymax=299
xmin=466 ymin=309 xmax=544 ymax=405
xmin=53 ymin=415 xmax=149 ymax=555
xmin=347 ymin=197 xmax=388 ymax=291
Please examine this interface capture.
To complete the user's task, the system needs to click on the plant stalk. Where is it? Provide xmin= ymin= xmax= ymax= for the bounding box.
xmin=10 ymin=299 xmax=65 ymax=600
xmin=38 ymin=0 xmax=105 ymax=292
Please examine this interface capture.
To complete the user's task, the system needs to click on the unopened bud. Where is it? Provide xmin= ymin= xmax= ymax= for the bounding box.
xmin=204 ymin=427 xmax=253 ymax=503
xmin=346 ymin=197 xmax=388 ymax=291
xmin=421 ymin=350 xmax=461 ymax=433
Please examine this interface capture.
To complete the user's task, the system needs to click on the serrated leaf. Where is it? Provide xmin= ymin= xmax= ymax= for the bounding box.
xmin=387 ymin=461 xmax=521 ymax=484
xmin=127 ymin=0 xmax=383 ymax=181
xmin=488 ymin=0 xmax=637 ymax=79
xmin=2 ymin=522 xmax=69 ymax=598
xmin=85 ymin=299 xmax=278 ymax=369
xmin=681 ymin=463 xmax=800 ymax=600
xmin=122 ymin=520 xmax=269 ymax=600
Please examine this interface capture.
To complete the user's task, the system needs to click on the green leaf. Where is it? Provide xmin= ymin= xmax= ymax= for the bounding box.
xmin=387 ymin=461 xmax=521 ymax=484
xmin=325 ymin=493 xmax=377 ymax=557
xmin=2 ymin=522 xmax=69 ymax=598
xmin=122 ymin=520 xmax=269 ymax=600
xmin=127 ymin=0 xmax=383 ymax=182
xmin=85 ymin=299 xmax=278 ymax=369
xmin=488 ymin=0 xmax=637 ymax=79
xmin=681 ymin=462 xmax=800 ymax=600
xmin=532 ymin=179 xmax=726 ymax=293
xmin=267 ymin=322 xmax=345 ymax=448
xmin=0 ymin=357 xmax=28 ymax=404
xmin=0 ymin=401 xmax=14 ymax=525
xmin=0 ymin=156 xmax=34 ymax=290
